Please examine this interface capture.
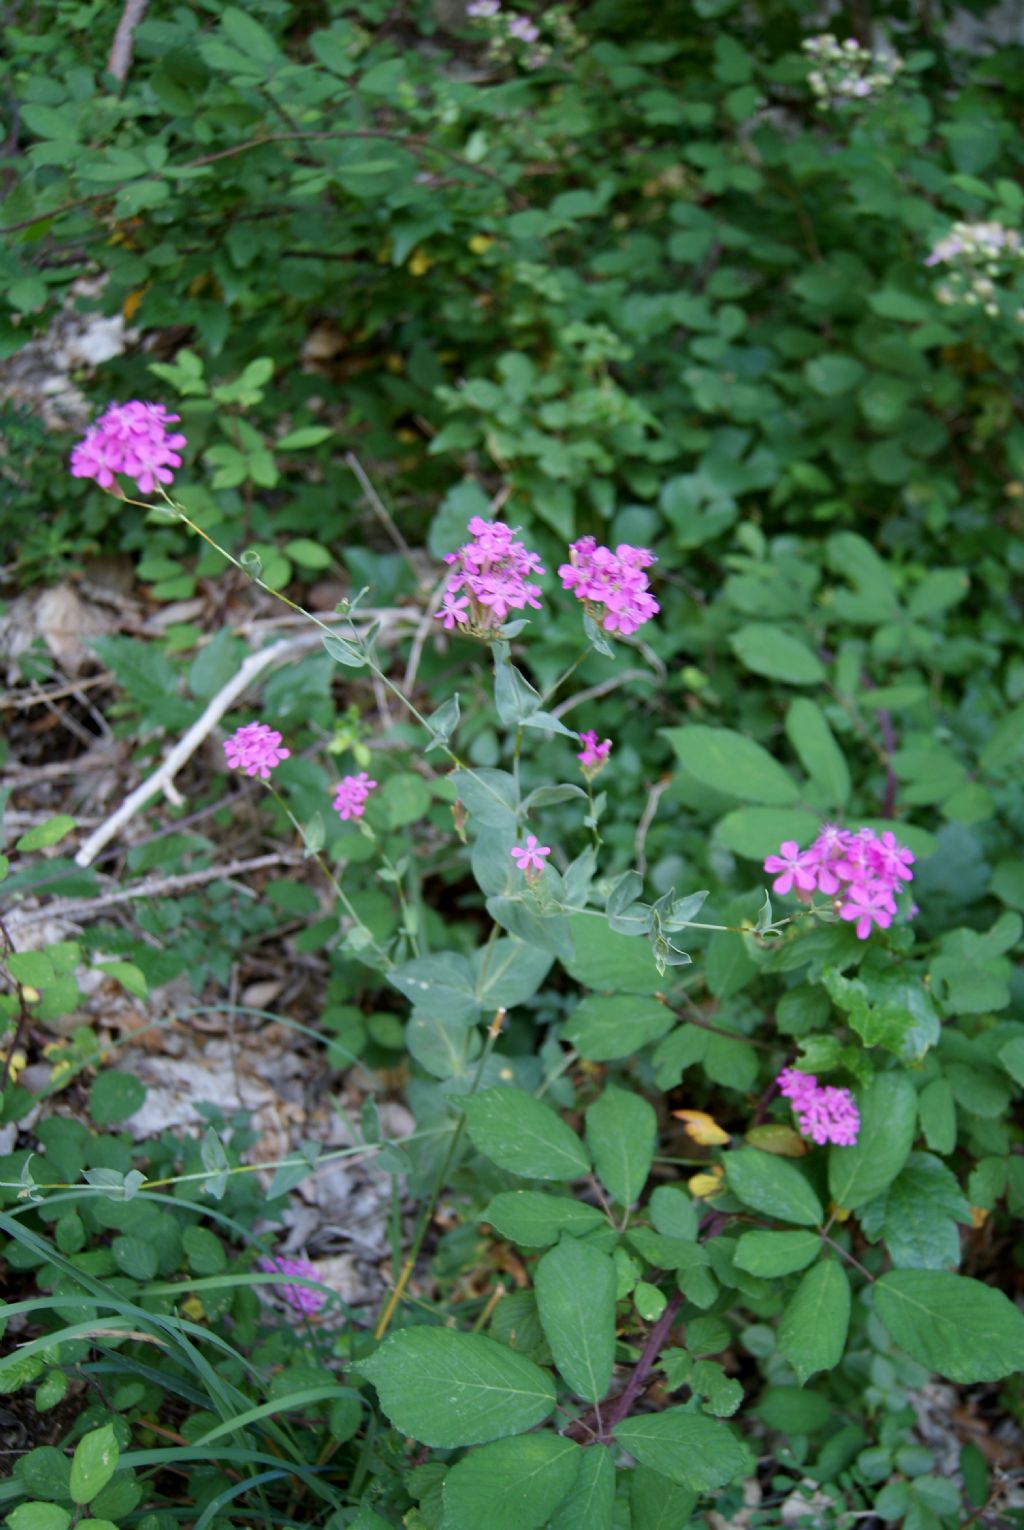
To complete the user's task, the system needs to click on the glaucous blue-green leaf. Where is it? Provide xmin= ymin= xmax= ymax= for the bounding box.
xmin=463 ymin=1089 xmax=590 ymax=1180
xmin=725 ymin=1148 xmax=823 ymax=1227
xmin=585 ymin=1085 xmax=656 ymax=1207
xmin=828 ymin=1073 xmax=917 ymax=1211
xmin=777 ymin=1260 xmax=851 ymax=1384
xmin=549 ymin=1442 xmax=614 ymax=1530
xmin=482 ymin=1191 xmax=607 ymax=1248
xmin=388 ymin=953 xmax=479 ymax=1023
xmin=474 ymin=938 xmax=553 ymax=1011
xmin=451 ymin=767 xmax=518 ymax=830
xmin=663 ymin=725 xmax=799 ymax=805
xmin=561 ymin=915 xmax=662 ymax=994
xmin=873 ymin=1271 xmax=1024 ymax=1382
xmin=406 ymin=1010 xmax=478 ymax=1081
xmin=442 ymin=1435 xmax=581 ymax=1530
xmin=535 ymin=1237 xmax=616 ymax=1402
xmin=613 ymin=1409 xmax=747 ymax=1492
xmin=356 ymin=1327 xmax=555 ymax=1447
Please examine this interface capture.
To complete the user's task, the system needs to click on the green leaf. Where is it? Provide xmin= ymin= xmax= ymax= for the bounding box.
xmin=716 ymin=807 xmax=823 ymax=861
xmin=918 ymin=1078 xmax=956 ymax=1155
xmin=482 ymin=1191 xmax=607 ymax=1248
xmin=182 ymin=1225 xmax=227 ymax=1275
xmin=859 ymin=1153 xmax=970 ymax=1269
xmin=804 ymin=353 xmax=867 ymax=396
xmin=221 ymin=5 xmax=280 ymax=60
xmin=463 ymin=1089 xmax=590 ymax=1181
xmin=442 ymin=1435 xmax=581 ymax=1530
xmin=562 ymin=994 xmax=674 ymax=1061
xmin=535 ymin=1237 xmax=617 ymax=1401
xmin=69 ymin=1425 xmax=119 ymax=1506
xmin=561 ymin=919 xmax=662 ymax=995
xmin=473 ymin=938 xmax=553 ymax=1012
xmin=277 ymin=427 xmax=333 ymax=450
xmin=730 ymin=625 xmax=826 ymax=686
xmin=725 ymin=1148 xmax=823 ymax=1227
xmin=89 ymin=1070 xmax=146 ymax=1126
xmin=777 ymin=1260 xmax=851 ymax=1384
xmin=873 ymin=1271 xmax=1024 ymax=1382
xmin=6 ymin=1508 xmax=72 ymax=1530
xmin=629 ymin=1466 xmax=697 ymax=1530
xmin=734 ymin=1230 xmax=821 ymax=1277
xmin=998 ymin=1036 xmax=1024 ymax=1086
xmin=389 ymin=953 xmax=479 ymax=1023
xmin=549 ymin=1443 xmax=614 ymax=1530
xmin=112 ymin=1235 xmax=157 ymax=1281
xmin=356 ymin=1327 xmax=556 ymax=1447
xmin=785 ymin=699 xmax=850 ymax=807
xmin=322 ymin=633 xmax=366 ymax=668
xmin=15 ymin=815 xmax=77 ymax=852
xmin=613 ymin=1409 xmax=747 ymax=1492
xmin=663 ymin=726 xmax=799 ymax=805
xmin=649 ymin=1185 xmax=698 ymax=1241
xmin=452 ymin=767 xmax=518 ymax=830
xmin=585 ymin=1085 xmax=656 ymax=1207
xmin=828 ymin=1073 xmax=917 ymax=1211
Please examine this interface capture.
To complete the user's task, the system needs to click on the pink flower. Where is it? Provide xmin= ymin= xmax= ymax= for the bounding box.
xmin=510 ymin=835 xmax=550 ymax=878
xmin=258 ymin=1255 xmax=327 ymax=1315
xmin=223 ymin=721 xmax=290 ymax=780
xmin=332 ymin=772 xmax=378 ymax=821
xmin=839 ymin=881 xmax=895 ymax=940
xmin=763 ymin=841 xmax=818 ymax=897
xmin=71 ymin=401 xmax=186 ymax=496
xmin=558 ymin=537 xmax=659 ymax=636
xmin=577 ymin=729 xmax=612 ymax=774
xmin=777 ymin=1068 xmax=860 ymax=1146
xmin=435 ymin=518 xmax=545 ymax=635
xmin=508 ymin=13 xmax=539 ymax=41
xmin=467 ymin=0 xmax=499 ymax=13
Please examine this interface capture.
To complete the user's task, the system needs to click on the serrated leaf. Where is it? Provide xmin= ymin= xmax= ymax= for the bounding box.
xmin=585 ymin=1085 xmax=656 ymax=1207
xmin=725 ymin=1148 xmax=823 ymax=1226
xmin=777 ymin=1260 xmax=851 ymax=1384
xmin=535 ymin=1237 xmax=616 ymax=1401
xmin=464 ymin=1089 xmax=590 ymax=1181
xmin=442 ymin=1435 xmax=581 ymax=1530
xmin=873 ymin=1270 xmax=1024 ymax=1382
xmin=828 ymin=1073 xmax=917 ymax=1211
xmin=356 ymin=1328 xmax=556 ymax=1447
xmin=613 ymin=1409 xmax=746 ymax=1492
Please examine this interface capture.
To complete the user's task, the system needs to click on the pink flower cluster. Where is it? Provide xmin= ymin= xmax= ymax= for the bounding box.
xmin=333 ymin=772 xmax=378 ymax=821
xmin=577 ymin=729 xmax=611 ymax=774
xmin=558 ymin=538 xmax=660 ymax=636
xmin=223 ymin=722 xmax=290 ymax=780
xmin=258 ymin=1255 xmax=327 ymax=1315
xmin=764 ymin=824 xmax=915 ymax=939
xmin=437 ymin=517 xmax=545 ymax=634
xmin=777 ymin=1068 xmax=860 ymax=1147
xmin=71 ymin=401 xmax=186 ymax=496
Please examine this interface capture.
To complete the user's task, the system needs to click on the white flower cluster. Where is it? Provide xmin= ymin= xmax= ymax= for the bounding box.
xmin=924 ymin=221 xmax=1024 ymax=316
xmin=802 ymin=34 xmax=904 ymax=108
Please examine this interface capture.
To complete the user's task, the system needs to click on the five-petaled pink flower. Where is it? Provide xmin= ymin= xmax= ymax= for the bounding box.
xmin=332 ymin=772 xmax=377 ymax=821
xmin=764 ymin=841 xmax=818 ymax=897
xmin=223 ymin=721 xmax=290 ymax=780
xmin=71 ymin=401 xmax=186 ymax=496
xmin=839 ymin=881 xmax=895 ymax=939
xmin=258 ymin=1255 xmax=327 ymax=1315
xmin=763 ymin=823 xmax=916 ymax=939
xmin=510 ymin=835 xmax=551 ymax=878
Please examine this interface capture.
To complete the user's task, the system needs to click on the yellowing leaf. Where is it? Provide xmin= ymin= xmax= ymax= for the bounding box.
xmin=689 ymin=1166 xmax=725 ymax=1198
xmin=745 ymin=1124 xmax=808 ymax=1157
xmin=674 ymin=1109 xmax=730 ymax=1145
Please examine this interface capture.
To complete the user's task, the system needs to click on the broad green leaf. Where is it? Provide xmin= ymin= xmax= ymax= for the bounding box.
xmin=730 ymin=625 xmax=826 ymax=686
xmin=89 ymin=1070 xmax=146 ymax=1126
xmin=828 ymin=1073 xmax=917 ymax=1211
xmin=715 ymin=807 xmax=822 ymax=860
xmin=6 ymin=1509 xmax=72 ymax=1530
xmin=482 ymin=1191 xmax=607 ymax=1247
xmin=873 ymin=1270 xmax=1024 ymax=1382
xmin=442 ymin=1435 xmax=581 ymax=1530
xmin=69 ymin=1425 xmax=119 ymax=1506
xmin=474 ymin=938 xmax=553 ymax=1011
xmin=858 ymin=1153 xmax=970 ymax=1269
xmin=452 ymin=767 xmax=518 ymax=830
xmin=629 ymin=1466 xmax=697 ymax=1530
xmin=549 ymin=1443 xmax=614 ymax=1530
xmin=734 ymin=1230 xmax=821 ymax=1277
xmin=563 ymin=993 xmax=674 ymax=1060
xmin=785 ymin=699 xmax=850 ymax=807
xmin=663 ymin=726 xmax=799 ymax=805
xmin=463 ymin=1089 xmax=590 ymax=1180
xmin=649 ymin=1185 xmax=698 ymax=1241
xmin=535 ymin=1237 xmax=617 ymax=1402
xmin=777 ymin=1260 xmax=851 ymax=1384
xmin=725 ymin=1148 xmax=823 ymax=1226
xmin=918 ymin=1077 xmax=956 ymax=1155
xmin=585 ymin=1086 xmax=656 ymax=1207
xmin=562 ymin=915 xmax=662 ymax=994
xmin=356 ymin=1327 xmax=555 ymax=1447
xmin=999 ymin=1036 xmax=1024 ymax=1087
xmin=613 ymin=1409 xmax=746 ymax=1493
xmin=804 ymin=353 xmax=867 ymax=396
